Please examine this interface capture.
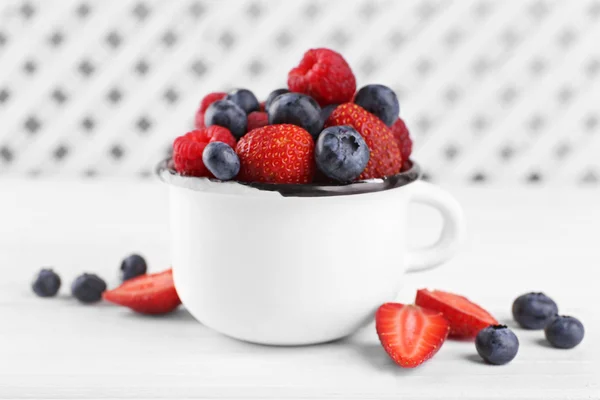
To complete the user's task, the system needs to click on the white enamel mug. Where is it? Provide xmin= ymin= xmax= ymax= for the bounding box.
xmin=158 ymin=160 xmax=465 ymax=346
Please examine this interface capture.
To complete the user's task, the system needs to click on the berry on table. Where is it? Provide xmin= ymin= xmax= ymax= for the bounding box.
xmin=415 ymin=289 xmax=498 ymax=338
xmin=173 ymin=126 xmax=237 ymax=177
xmin=544 ymin=316 xmax=584 ymax=349
xmin=288 ymin=48 xmax=356 ymax=106
xmin=202 ymin=142 xmax=240 ymax=181
xmin=204 ymin=100 xmax=248 ymax=139
xmin=353 ymin=84 xmax=400 ymax=127
xmin=512 ymin=292 xmax=559 ymax=330
xmin=103 ymin=269 xmax=181 ymax=314
xmin=32 ymin=269 xmax=61 ymax=297
xmin=325 ymin=103 xmax=402 ymax=179
xmin=225 ymin=89 xmax=260 ymax=114
xmin=236 ymin=124 xmax=315 ymax=184
xmin=376 ymin=303 xmax=450 ymax=368
xmin=120 ymin=254 xmax=147 ymax=281
xmin=246 ymin=111 xmax=269 ymax=132
xmin=268 ymin=93 xmax=322 ymax=138
xmin=476 ymin=325 xmax=519 ymax=365
xmin=71 ymin=273 xmax=107 ymax=303
xmin=315 ymin=125 xmax=370 ymax=183
xmin=265 ymin=88 xmax=289 ymax=112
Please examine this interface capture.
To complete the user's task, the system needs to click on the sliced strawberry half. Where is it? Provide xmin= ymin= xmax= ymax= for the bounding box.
xmin=376 ymin=303 xmax=450 ymax=368
xmin=415 ymin=289 xmax=498 ymax=338
xmin=103 ymin=269 xmax=181 ymax=314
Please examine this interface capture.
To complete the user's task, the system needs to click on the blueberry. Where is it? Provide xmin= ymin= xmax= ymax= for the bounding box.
xmin=205 ymin=100 xmax=248 ymax=139
xmin=512 ymin=292 xmax=558 ymax=329
xmin=265 ymin=88 xmax=289 ymax=112
xmin=71 ymin=273 xmax=107 ymax=303
xmin=268 ymin=93 xmax=322 ymax=138
xmin=320 ymin=104 xmax=338 ymax=125
xmin=545 ymin=316 xmax=584 ymax=349
xmin=225 ymin=89 xmax=260 ymax=114
xmin=202 ymin=142 xmax=240 ymax=181
xmin=475 ymin=325 xmax=519 ymax=365
xmin=32 ymin=269 xmax=61 ymax=297
xmin=315 ymin=125 xmax=370 ymax=182
xmin=353 ymin=84 xmax=399 ymax=127
xmin=120 ymin=254 xmax=147 ymax=281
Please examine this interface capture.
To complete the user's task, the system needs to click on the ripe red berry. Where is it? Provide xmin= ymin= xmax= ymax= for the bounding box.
xmin=391 ymin=118 xmax=413 ymax=171
xmin=172 ymin=126 xmax=237 ymax=177
xmin=246 ymin=111 xmax=269 ymax=132
xmin=236 ymin=124 xmax=315 ymax=184
xmin=288 ymin=48 xmax=356 ymax=106
xmin=325 ymin=103 xmax=402 ymax=179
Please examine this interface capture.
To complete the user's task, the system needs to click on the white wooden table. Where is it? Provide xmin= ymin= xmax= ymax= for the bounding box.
xmin=1 ymin=180 xmax=598 ymax=399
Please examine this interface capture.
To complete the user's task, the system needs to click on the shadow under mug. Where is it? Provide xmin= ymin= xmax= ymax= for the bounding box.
xmin=157 ymin=160 xmax=465 ymax=346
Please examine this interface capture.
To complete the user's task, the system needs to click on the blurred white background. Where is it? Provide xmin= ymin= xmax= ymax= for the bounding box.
xmin=0 ymin=0 xmax=599 ymax=184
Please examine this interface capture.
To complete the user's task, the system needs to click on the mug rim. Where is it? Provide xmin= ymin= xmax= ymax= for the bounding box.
xmin=156 ymin=158 xmax=421 ymax=198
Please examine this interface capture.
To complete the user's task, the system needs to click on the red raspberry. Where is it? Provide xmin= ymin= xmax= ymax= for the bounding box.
xmin=173 ymin=126 xmax=236 ymax=177
xmin=195 ymin=92 xmax=226 ymax=129
xmin=259 ymin=101 xmax=266 ymax=112
xmin=288 ymin=48 xmax=356 ymax=106
xmin=236 ymin=124 xmax=315 ymax=184
xmin=199 ymin=92 xmax=226 ymax=113
xmin=247 ymin=111 xmax=269 ymax=132
xmin=325 ymin=103 xmax=402 ymax=179
xmin=390 ymin=118 xmax=413 ymax=171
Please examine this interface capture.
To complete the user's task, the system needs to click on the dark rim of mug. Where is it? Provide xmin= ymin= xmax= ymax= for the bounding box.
xmin=156 ymin=158 xmax=421 ymax=198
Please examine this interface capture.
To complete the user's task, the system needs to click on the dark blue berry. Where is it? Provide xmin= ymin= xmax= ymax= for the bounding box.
xmin=71 ymin=273 xmax=107 ymax=303
xmin=476 ymin=325 xmax=519 ymax=365
xmin=545 ymin=316 xmax=584 ymax=349
xmin=120 ymin=254 xmax=147 ymax=281
xmin=32 ymin=269 xmax=61 ymax=297
xmin=320 ymin=104 xmax=338 ymax=125
xmin=268 ymin=93 xmax=322 ymax=138
xmin=205 ymin=100 xmax=248 ymax=139
xmin=202 ymin=141 xmax=240 ymax=181
xmin=353 ymin=84 xmax=399 ymax=127
xmin=512 ymin=292 xmax=558 ymax=329
xmin=265 ymin=88 xmax=289 ymax=112
xmin=225 ymin=89 xmax=260 ymax=114
xmin=315 ymin=125 xmax=370 ymax=182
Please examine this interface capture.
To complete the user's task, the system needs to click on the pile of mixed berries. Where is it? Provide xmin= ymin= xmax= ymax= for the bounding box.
xmin=32 ymin=256 xmax=181 ymax=314
xmin=172 ymin=48 xmax=413 ymax=184
xmin=377 ymin=290 xmax=584 ymax=368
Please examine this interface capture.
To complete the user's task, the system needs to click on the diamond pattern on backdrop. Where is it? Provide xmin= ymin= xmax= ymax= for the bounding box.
xmin=0 ymin=0 xmax=599 ymax=185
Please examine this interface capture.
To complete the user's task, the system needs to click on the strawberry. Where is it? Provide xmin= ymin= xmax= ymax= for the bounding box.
xmin=415 ymin=289 xmax=498 ymax=338
xmin=103 ymin=269 xmax=181 ymax=314
xmin=376 ymin=303 xmax=450 ymax=368
xmin=236 ymin=124 xmax=315 ymax=184
xmin=325 ymin=103 xmax=402 ymax=179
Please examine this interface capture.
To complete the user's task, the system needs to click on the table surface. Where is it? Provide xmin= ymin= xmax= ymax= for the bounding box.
xmin=1 ymin=179 xmax=599 ymax=400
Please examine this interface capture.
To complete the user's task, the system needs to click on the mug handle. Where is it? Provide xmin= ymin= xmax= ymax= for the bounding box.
xmin=405 ymin=180 xmax=466 ymax=273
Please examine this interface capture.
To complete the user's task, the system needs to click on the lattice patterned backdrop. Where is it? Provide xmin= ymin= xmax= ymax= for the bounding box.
xmin=0 ymin=0 xmax=599 ymax=184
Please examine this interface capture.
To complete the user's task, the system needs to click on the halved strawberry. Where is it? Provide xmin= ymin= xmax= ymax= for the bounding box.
xmin=415 ymin=289 xmax=498 ymax=338
xmin=376 ymin=303 xmax=450 ymax=368
xmin=103 ymin=269 xmax=181 ymax=314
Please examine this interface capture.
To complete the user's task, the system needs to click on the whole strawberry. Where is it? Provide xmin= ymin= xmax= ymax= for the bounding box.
xmin=173 ymin=126 xmax=237 ymax=177
xmin=325 ymin=103 xmax=402 ymax=179
xmin=391 ymin=118 xmax=413 ymax=171
xmin=236 ymin=124 xmax=315 ymax=184
xmin=195 ymin=92 xmax=226 ymax=129
xmin=288 ymin=48 xmax=356 ymax=106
